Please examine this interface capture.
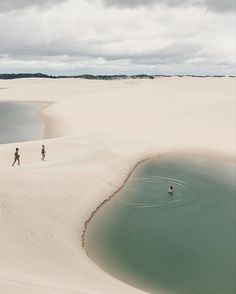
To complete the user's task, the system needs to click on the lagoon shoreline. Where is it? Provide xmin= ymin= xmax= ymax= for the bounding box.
xmin=0 ymin=77 xmax=235 ymax=294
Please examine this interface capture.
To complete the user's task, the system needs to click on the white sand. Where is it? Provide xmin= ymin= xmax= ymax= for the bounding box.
xmin=0 ymin=77 xmax=235 ymax=294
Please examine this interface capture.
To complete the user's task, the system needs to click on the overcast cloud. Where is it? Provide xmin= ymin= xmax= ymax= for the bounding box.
xmin=0 ymin=0 xmax=66 ymax=12
xmin=0 ymin=0 xmax=235 ymax=75
xmin=101 ymin=0 xmax=235 ymax=12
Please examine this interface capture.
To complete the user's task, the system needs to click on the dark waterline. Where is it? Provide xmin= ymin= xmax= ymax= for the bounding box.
xmin=85 ymin=156 xmax=236 ymax=294
xmin=0 ymin=102 xmax=47 ymax=144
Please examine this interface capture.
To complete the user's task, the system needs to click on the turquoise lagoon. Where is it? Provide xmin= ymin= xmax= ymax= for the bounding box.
xmin=85 ymin=156 xmax=236 ymax=294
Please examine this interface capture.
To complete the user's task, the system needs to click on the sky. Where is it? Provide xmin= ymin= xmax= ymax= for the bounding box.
xmin=0 ymin=0 xmax=235 ymax=75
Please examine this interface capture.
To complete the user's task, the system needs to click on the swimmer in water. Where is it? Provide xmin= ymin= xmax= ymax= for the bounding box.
xmin=168 ymin=185 xmax=174 ymax=193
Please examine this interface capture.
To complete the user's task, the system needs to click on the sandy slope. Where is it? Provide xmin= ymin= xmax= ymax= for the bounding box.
xmin=0 ymin=77 xmax=235 ymax=294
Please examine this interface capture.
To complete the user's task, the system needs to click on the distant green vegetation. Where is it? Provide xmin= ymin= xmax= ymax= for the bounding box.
xmin=0 ymin=73 xmax=156 ymax=80
xmin=0 ymin=73 xmax=232 ymax=80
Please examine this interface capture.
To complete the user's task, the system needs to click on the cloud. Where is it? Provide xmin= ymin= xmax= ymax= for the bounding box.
xmin=0 ymin=0 xmax=235 ymax=75
xmin=206 ymin=0 xmax=235 ymax=12
xmin=0 ymin=0 xmax=67 ymax=12
xmin=100 ymin=0 xmax=235 ymax=12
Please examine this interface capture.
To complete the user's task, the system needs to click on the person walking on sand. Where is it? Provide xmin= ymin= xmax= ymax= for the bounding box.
xmin=41 ymin=145 xmax=46 ymax=161
xmin=12 ymin=148 xmax=20 ymax=166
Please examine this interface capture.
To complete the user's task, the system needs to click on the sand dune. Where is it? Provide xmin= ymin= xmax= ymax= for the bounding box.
xmin=0 ymin=77 xmax=235 ymax=293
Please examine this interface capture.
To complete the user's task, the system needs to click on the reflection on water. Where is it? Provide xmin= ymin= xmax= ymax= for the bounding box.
xmin=0 ymin=102 xmax=46 ymax=144
xmin=85 ymin=157 xmax=236 ymax=294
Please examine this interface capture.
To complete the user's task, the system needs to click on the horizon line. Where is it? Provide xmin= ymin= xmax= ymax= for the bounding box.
xmin=1 ymin=72 xmax=235 ymax=80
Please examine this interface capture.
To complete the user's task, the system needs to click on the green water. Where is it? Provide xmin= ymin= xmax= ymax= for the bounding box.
xmin=85 ymin=156 xmax=236 ymax=294
xmin=0 ymin=102 xmax=46 ymax=144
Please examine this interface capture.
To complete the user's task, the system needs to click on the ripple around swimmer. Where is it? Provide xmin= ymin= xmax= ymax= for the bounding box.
xmin=116 ymin=175 xmax=188 ymax=208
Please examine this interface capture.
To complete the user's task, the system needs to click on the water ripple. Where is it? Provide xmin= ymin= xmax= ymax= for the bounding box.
xmin=117 ymin=175 xmax=188 ymax=208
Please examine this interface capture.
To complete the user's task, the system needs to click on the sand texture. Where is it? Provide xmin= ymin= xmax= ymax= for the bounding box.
xmin=0 ymin=77 xmax=235 ymax=293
